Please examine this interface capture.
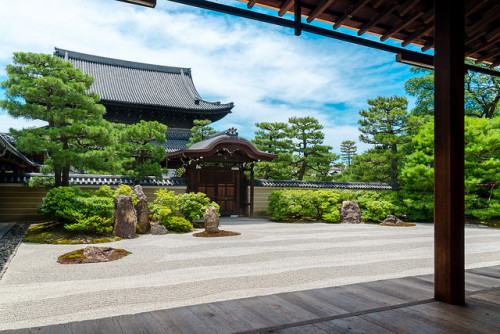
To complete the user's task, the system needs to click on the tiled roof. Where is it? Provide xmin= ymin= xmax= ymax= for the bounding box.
xmin=0 ymin=133 xmax=41 ymax=168
xmin=254 ymin=179 xmax=392 ymax=190
xmin=162 ymin=128 xmax=190 ymax=153
xmin=0 ymin=173 xmax=186 ymax=186
xmin=54 ymin=48 xmax=234 ymax=114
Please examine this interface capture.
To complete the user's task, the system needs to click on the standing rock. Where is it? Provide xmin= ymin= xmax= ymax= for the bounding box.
xmin=340 ymin=201 xmax=362 ymax=224
xmin=204 ymin=206 xmax=220 ymax=233
xmin=150 ymin=221 xmax=169 ymax=235
xmin=113 ymin=195 xmax=137 ymax=239
xmin=133 ymin=185 xmax=150 ymax=234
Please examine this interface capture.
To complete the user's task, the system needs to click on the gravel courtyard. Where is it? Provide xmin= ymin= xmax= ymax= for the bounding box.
xmin=1 ymin=219 xmax=500 ymax=330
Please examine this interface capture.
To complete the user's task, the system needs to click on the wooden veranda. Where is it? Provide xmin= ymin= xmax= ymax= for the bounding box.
xmin=4 ymin=265 xmax=499 ymax=333
xmin=140 ymin=0 xmax=500 ymax=305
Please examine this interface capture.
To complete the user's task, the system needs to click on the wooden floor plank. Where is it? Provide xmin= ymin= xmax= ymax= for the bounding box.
xmin=272 ymin=324 xmax=328 ymax=334
xmin=394 ymin=304 xmax=487 ymax=334
xmin=257 ymin=295 xmax=319 ymax=322
xmin=237 ymin=297 xmax=299 ymax=326
xmin=409 ymin=299 xmax=500 ymax=331
xmin=148 ymin=309 xmax=185 ymax=334
xmin=359 ymin=278 xmax=431 ymax=302
xmin=166 ymin=306 xmax=216 ymax=334
xmin=296 ymin=288 xmax=352 ymax=315
xmin=469 ymin=289 xmax=500 ymax=304
xmin=277 ymin=290 xmax=339 ymax=318
xmin=187 ymin=302 xmax=253 ymax=333
xmin=113 ymin=314 xmax=145 ymax=334
xmin=93 ymin=317 xmax=122 ymax=334
xmin=468 ymin=266 xmax=500 ymax=279
xmin=131 ymin=312 xmax=170 ymax=334
xmin=68 ymin=319 xmax=99 ymax=334
xmin=315 ymin=316 xmax=396 ymax=334
xmin=465 ymin=272 xmax=500 ymax=290
xmin=360 ymin=308 xmax=451 ymax=333
xmin=212 ymin=299 xmax=270 ymax=329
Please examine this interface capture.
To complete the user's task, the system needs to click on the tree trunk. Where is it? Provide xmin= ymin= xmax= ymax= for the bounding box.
xmin=390 ymin=144 xmax=398 ymax=191
xmin=62 ymin=164 xmax=70 ymax=187
xmin=54 ymin=165 xmax=62 ymax=187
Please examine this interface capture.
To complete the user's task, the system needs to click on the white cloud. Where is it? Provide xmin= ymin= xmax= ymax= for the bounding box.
xmin=0 ymin=114 xmax=47 ymax=133
xmin=0 ymin=0 xmax=414 ymax=151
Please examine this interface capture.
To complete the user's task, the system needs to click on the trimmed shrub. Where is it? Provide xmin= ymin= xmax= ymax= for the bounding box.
xmin=149 ymin=189 xmax=180 ymax=222
xmin=177 ymin=192 xmax=219 ymax=222
xmin=267 ymin=189 xmax=343 ymax=222
xmin=267 ymin=189 xmax=404 ymax=223
xmin=162 ymin=216 xmax=192 ymax=233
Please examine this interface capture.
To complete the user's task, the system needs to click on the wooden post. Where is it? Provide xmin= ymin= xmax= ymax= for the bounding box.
xmin=250 ymin=162 xmax=255 ymax=219
xmin=434 ymin=0 xmax=465 ymax=305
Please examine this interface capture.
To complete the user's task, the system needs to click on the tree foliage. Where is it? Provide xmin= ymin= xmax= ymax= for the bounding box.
xmin=357 ymin=96 xmax=414 ymax=190
xmin=340 ymin=140 xmax=357 ymax=167
xmin=115 ymin=120 xmax=167 ymax=183
xmin=252 ymin=121 xmax=294 ymax=179
xmin=188 ymin=119 xmax=217 ymax=147
xmin=252 ymin=117 xmax=338 ymax=181
xmin=405 ymin=64 xmax=500 ymax=118
xmin=0 ymin=52 xmax=114 ymax=186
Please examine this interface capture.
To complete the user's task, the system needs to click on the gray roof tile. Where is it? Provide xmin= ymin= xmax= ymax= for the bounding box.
xmin=54 ymin=48 xmax=234 ymax=113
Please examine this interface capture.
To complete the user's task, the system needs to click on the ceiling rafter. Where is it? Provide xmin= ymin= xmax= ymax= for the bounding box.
xmin=247 ymin=0 xmax=257 ymax=9
xmin=306 ymin=0 xmax=336 ymax=23
xmin=381 ymin=11 xmax=423 ymax=42
xmin=466 ymin=3 xmax=500 ymax=37
xmin=357 ymin=3 xmax=395 ymax=36
xmin=332 ymin=0 xmax=371 ymax=30
xmin=401 ymin=22 xmax=433 ymax=47
xmin=278 ymin=0 xmax=294 ymax=17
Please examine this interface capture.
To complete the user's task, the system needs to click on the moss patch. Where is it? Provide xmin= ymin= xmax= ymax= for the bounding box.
xmin=57 ymin=248 xmax=131 ymax=264
xmin=23 ymin=222 xmax=121 ymax=244
xmin=192 ymin=230 xmax=241 ymax=237
xmin=379 ymin=222 xmax=417 ymax=227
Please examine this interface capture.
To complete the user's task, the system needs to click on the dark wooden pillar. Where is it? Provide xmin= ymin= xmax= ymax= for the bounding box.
xmin=250 ymin=162 xmax=255 ymax=219
xmin=434 ymin=0 xmax=465 ymax=305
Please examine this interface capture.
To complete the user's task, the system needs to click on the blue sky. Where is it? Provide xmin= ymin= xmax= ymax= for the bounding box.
xmin=0 ymin=0 xmax=423 ymax=154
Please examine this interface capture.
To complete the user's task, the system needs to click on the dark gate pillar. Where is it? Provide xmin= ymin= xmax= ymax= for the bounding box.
xmin=250 ymin=162 xmax=255 ymax=219
xmin=434 ymin=0 xmax=465 ymax=305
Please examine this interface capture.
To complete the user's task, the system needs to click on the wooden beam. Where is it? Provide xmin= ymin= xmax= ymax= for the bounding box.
xmin=307 ymin=0 xmax=336 ymax=23
xmin=381 ymin=12 xmax=423 ymax=42
xmin=465 ymin=0 xmax=488 ymax=18
xmin=294 ymin=0 xmax=301 ymax=36
xmin=250 ymin=162 xmax=255 ymax=219
xmin=278 ymin=0 xmax=294 ymax=17
xmin=357 ymin=4 xmax=395 ymax=36
xmin=466 ymin=3 xmax=500 ymax=37
xmin=402 ymin=22 xmax=433 ymax=47
xmin=421 ymin=40 xmax=434 ymax=52
xmin=332 ymin=0 xmax=370 ymax=30
xmin=475 ymin=48 xmax=500 ymax=65
xmin=398 ymin=0 xmax=418 ymax=16
xmin=247 ymin=0 xmax=257 ymax=9
xmin=486 ymin=26 xmax=500 ymax=42
xmin=434 ymin=0 xmax=465 ymax=305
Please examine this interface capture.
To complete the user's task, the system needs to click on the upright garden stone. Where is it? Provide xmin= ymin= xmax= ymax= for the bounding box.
xmin=133 ymin=185 xmax=150 ymax=234
xmin=113 ymin=195 xmax=136 ymax=239
xmin=204 ymin=206 xmax=220 ymax=233
xmin=340 ymin=201 xmax=362 ymax=224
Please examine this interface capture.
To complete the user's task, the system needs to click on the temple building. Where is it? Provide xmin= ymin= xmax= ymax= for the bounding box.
xmin=53 ymin=48 xmax=234 ymax=152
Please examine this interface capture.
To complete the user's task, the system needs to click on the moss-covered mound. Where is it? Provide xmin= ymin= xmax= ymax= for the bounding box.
xmin=379 ymin=222 xmax=416 ymax=227
xmin=192 ymin=230 xmax=241 ymax=237
xmin=57 ymin=246 xmax=131 ymax=264
xmin=23 ymin=222 xmax=121 ymax=244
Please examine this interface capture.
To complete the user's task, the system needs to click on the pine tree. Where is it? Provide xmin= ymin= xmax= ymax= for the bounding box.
xmin=358 ymin=96 xmax=412 ymax=190
xmin=188 ymin=119 xmax=217 ymax=147
xmin=340 ymin=140 xmax=357 ymax=167
xmin=1 ymin=52 xmax=114 ymax=186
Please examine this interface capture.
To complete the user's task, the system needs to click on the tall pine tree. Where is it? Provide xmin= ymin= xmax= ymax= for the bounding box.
xmin=1 ymin=52 xmax=114 ymax=186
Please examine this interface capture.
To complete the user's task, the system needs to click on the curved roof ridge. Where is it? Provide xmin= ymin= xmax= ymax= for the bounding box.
xmin=54 ymin=47 xmax=191 ymax=74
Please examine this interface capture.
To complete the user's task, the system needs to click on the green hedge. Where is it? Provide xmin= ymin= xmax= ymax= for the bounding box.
xmin=267 ymin=189 xmax=404 ymax=223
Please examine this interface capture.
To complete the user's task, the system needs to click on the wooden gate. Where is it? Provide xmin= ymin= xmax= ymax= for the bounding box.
xmin=187 ymin=167 xmax=246 ymax=216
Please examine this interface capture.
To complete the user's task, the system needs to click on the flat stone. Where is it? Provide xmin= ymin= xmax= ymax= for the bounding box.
xmin=151 ymin=221 xmax=169 ymax=235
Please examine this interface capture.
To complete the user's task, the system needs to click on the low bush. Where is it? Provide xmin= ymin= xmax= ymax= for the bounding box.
xmin=149 ymin=190 xmax=219 ymax=229
xmin=162 ymin=216 xmax=193 ymax=233
xmin=39 ymin=185 xmax=135 ymax=235
xmin=267 ymin=189 xmax=404 ymax=223
xmin=178 ymin=192 xmax=220 ymax=222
